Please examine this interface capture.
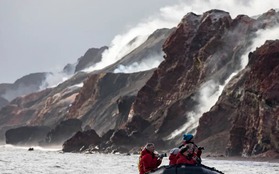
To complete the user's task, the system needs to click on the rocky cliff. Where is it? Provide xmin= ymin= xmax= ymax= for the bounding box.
xmin=196 ymin=40 xmax=279 ymax=157
xmin=0 ymin=28 xmax=171 ymax=145
xmin=0 ymin=9 xmax=278 ymax=158
xmin=121 ymin=9 xmax=279 ymax=156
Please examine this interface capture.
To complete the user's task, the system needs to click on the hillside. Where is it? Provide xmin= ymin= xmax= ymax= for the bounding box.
xmin=0 ymin=9 xmax=278 ymax=158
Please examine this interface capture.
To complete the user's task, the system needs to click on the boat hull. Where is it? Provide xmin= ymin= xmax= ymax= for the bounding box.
xmin=150 ymin=164 xmax=224 ymax=174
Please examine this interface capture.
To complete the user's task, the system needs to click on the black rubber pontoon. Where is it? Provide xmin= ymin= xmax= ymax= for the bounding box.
xmin=150 ymin=164 xmax=224 ymax=174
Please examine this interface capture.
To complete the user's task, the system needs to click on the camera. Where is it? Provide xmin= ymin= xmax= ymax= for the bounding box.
xmin=159 ymin=153 xmax=167 ymax=158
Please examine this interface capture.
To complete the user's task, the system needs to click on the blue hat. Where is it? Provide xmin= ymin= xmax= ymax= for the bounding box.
xmin=183 ymin=134 xmax=193 ymax=141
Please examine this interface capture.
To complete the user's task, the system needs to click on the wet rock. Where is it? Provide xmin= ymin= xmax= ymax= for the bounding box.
xmin=5 ymin=126 xmax=50 ymax=145
xmin=62 ymin=129 xmax=101 ymax=152
xmin=40 ymin=119 xmax=82 ymax=146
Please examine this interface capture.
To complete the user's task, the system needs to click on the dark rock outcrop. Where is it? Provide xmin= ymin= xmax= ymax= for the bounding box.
xmin=5 ymin=126 xmax=50 ymax=145
xmin=75 ymin=46 xmax=108 ymax=72
xmin=40 ymin=119 xmax=82 ymax=146
xmin=0 ymin=72 xmax=48 ymax=101
xmin=66 ymin=71 xmax=154 ymax=136
xmin=63 ymin=63 xmax=76 ymax=75
xmin=62 ymin=129 xmax=101 ymax=152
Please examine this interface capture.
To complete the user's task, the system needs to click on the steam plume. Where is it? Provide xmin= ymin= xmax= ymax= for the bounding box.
xmin=113 ymin=53 xmax=164 ymax=73
xmin=241 ymin=26 xmax=279 ymax=67
xmin=160 ymin=1 xmax=279 ymax=139
xmin=82 ymin=0 xmax=278 ymax=74
xmin=40 ymin=72 xmax=72 ymax=90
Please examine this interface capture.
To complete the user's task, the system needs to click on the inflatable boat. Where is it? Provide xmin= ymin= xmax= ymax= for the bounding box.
xmin=150 ymin=164 xmax=224 ymax=174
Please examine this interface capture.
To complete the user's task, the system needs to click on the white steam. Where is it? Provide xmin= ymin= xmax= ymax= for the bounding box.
xmin=164 ymin=80 xmax=223 ymax=140
xmin=36 ymin=0 xmax=278 ymax=138
xmin=82 ymin=5 xmax=185 ymax=73
xmin=82 ymin=0 xmax=278 ymax=74
xmin=165 ymin=73 xmax=238 ymax=140
xmin=159 ymin=1 xmax=279 ymax=139
xmin=166 ymin=25 xmax=279 ymax=139
xmin=40 ymin=72 xmax=72 ymax=90
xmin=2 ymin=84 xmax=39 ymax=101
xmin=67 ymin=82 xmax=84 ymax=91
xmin=165 ymin=26 xmax=279 ymax=139
xmin=113 ymin=53 xmax=164 ymax=73
xmin=241 ymin=26 xmax=279 ymax=67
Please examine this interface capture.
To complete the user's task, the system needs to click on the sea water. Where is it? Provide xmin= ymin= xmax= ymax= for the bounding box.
xmin=0 ymin=145 xmax=278 ymax=174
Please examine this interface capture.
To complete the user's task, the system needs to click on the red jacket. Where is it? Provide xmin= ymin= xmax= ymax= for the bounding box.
xmin=180 ymin=141 xmax=202 ymax=157
xmin=176 ymin=153 xmax=196 ymax=165
xmin=168 ymin=154 xmax=178 ymax=165
xmin=139 ymin=149 xmax=162 ymax=174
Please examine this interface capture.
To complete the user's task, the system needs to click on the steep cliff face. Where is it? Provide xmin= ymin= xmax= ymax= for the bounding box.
xmin=63 ymin=28 xmax=173 ymax=136
xmin=124 ymin=9 xmax=279 ymax=153
xmin=196 ymin=40 xmax=279 ymax=156
xmin=0 ymin=72 xmax=88 ymax=141
xmin=126 ymin=10 xmax=245 ymax=139
xmin=238 ymin=40 xmax=279 ymax=156
xmin=0 ymin=28 xmax=169 ymax=145
xmin=66 ymin=71 xmax=154 ymax=136
xmin=0 ymin=88 xmax=52 ymax=140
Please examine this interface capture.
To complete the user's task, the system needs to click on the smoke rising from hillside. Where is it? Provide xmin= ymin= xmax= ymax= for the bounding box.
xmin=83 ymin=7 xmax=182 ymax=73
xmin=40 ymin=72 xmax=72 ymax=90
xmin=2 ymin=84 xmax=39 ymax=102
xmin=3 ymin=0 xmax=277 ymax=135
xmin=165 ymin=25 xmax=279 ymax=139
xmin=241 ymin=26 xmax=279 ymax=67
xmin=165 ymin=73 xmax=238 ymax=140
xmin=41 ymin=0 xmax=279 ymax=91
xmin=41 ymin=0 xmax=278 ymax=139
xmin=175 ymin=26 xmax=279 ymax=137
xmin=160 ymin=1 xmax=279 ymax=139
xmin=113 ymin=53 xmax=164 ymax=73
xmin=82 ymin=0 xmax=278 ymax=74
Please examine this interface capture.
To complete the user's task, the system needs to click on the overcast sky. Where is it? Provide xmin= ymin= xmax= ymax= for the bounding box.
xmin=0 ymin=0 xmax=182 ymax=83
xmin=0 ymin=0 xmax=278 ymax=83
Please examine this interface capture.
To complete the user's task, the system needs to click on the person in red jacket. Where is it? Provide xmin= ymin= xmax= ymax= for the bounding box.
xmin=138 ymin=143 xmax=162 ymax=174
xmin=176 ymin=144 xmax=197 ymax=165
xmin=179 ymin=133 xmax=203 ymax=163
xmin=168 ymin=147 xmax=179 ymax=165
